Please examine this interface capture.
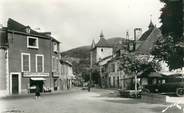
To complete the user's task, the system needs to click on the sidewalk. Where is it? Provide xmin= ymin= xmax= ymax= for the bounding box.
xmin=0 ymin=87 xmax=81 ymax=100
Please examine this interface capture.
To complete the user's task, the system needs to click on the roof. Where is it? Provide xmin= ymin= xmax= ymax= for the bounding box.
xmin=7 ymin=18 xmax=60 ymax=43
xmin=97 ymin=55 xmax=113 ymax=66
xmin=91 ymin=39 xmax=95 ymax=49
xmin=139 ymin=28 xmax=154 ymax=41
xmin=139 ymin=20 xmax=155 ymax=41
xmin=136 ymin=27 xmax=162 ymax=55
xmin=60 ymin=59 xmax=72 ymax=66
xmin=7 ymin=18 xmax=45 ymax=37
xmin=95 ymin=37 xmax=112 ymax=48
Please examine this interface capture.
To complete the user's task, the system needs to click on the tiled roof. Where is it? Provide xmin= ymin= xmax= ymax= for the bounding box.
xmin=95 ymin=37 xmax=112 ymax=48
xmin=139 ymin=28 xmax=154 ymax=41
xmin=7 ymin=18 xmax=44 ymax=37
xmin=136 ymin=27 xmax=162 ymax=55
xmin=7 ymin=18 xmax=60 ymax=43
xmin=60 ymin=59 xmax=72 ymax=66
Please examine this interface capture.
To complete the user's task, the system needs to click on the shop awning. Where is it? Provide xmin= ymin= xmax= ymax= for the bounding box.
xmin=31 ymin=78 xmax=46 ymax=81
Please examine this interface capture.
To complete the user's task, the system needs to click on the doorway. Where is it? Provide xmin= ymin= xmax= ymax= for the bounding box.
xmin=11 ymin=73 xmax=20 ymax=94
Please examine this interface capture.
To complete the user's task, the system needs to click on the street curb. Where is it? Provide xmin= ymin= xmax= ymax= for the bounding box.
xmin=0 ymin=88 xmax=80 ymax=100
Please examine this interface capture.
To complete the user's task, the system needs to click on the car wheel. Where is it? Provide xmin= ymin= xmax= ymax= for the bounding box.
xmin=176 ymin=88 xmax=184 ymax=97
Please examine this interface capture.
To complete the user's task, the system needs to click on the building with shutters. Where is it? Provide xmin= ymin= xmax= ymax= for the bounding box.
xmin=0 ymin=18 xmax=60 ymax=96
xmin=60 ymin=60 xmax=75 ymax=90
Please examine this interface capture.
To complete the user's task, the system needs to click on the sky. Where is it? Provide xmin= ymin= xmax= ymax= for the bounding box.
xmin=0 ymin=0 xmax=164 ymax=51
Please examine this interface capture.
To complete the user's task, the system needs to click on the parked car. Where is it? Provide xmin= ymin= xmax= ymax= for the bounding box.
xmin=142 ymin=75 xmax=184 ymax=96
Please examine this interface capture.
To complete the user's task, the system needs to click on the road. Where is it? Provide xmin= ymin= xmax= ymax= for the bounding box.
xmin=0 ymin=88 xmax=181 ymax=113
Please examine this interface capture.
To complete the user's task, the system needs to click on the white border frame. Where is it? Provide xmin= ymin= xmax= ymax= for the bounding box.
xmin=21 ymin=53 xmax=31 ymax=72
xmin=35 ymin=54 xmax=44 ymax=72
xmin=52 ymin=56 xmax=55 ymax=72
xmin=56 ymin=57 xmax=59 ymax=73
xmin=10 ymin=72 xmax=21 ymax=94
xmin=53 ymin=42 xmax=58 ymax=52
xmin=27 ymin=36 xmax=39 ymax=49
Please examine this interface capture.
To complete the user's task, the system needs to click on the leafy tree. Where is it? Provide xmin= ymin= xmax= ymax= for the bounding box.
xmin=119 ymin=53 xmax=161 ymax=75
xmin=152 ymin=0 xmax=183 ymax=70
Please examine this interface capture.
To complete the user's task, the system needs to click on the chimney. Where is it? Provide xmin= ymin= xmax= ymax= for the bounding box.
xmin=133 ymin=28 xmax=142 ymax=51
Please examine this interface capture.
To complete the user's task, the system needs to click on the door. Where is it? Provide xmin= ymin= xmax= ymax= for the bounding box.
xmin=12 ymin=74 xmax=19 ymax=94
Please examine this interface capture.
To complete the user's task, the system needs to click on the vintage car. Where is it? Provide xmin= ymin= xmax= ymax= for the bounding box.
xmin=142 ymin=74 xmax=184 ymax=96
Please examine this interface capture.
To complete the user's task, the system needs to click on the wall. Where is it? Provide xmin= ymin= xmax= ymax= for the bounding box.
xmin=96 ymin=47 xmax=113 ymax=62
xmin=8 ymin=33 xmax=51 ymax=73
xmin=0 ymin=49 xmax=7 ymax=91
xmin=7 ymin=32 xmax=52 ymax=93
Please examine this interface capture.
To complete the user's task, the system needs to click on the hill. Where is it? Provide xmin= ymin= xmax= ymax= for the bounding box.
xmin=61 ymin=37 xmax=127 ymax=74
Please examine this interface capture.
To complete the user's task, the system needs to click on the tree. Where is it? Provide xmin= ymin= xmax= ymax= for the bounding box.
xmin=119 ymin=53 xmax=161 ymax=76
xmin=118 ymin=53 xmax=161 ymax=96
xmin=152 ymin=0 xmax=183 ymax=70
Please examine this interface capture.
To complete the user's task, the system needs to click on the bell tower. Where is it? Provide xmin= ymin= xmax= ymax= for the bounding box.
xmin=90 ymin=31 xmax=113 ymax=65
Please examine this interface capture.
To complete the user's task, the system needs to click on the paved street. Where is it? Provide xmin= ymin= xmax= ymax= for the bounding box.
xmin=0 ymin=88 xmax=181 ymax=113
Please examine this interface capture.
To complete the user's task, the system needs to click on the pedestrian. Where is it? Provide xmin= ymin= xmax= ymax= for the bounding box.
xmin=35 ymin=85 xmax=40 ymax=100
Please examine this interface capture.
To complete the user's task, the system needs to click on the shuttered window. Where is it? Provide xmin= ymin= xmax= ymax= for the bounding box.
xmin=21 ymin=53 xmax=30 ymax=72
xmin=36 ymin=55 xmax=44 ymax=72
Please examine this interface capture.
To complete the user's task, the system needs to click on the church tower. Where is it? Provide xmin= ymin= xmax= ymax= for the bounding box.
xmin=90 ymin=31 xmax=113 ymax=66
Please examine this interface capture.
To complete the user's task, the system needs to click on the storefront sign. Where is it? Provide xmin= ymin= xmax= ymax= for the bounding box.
xmin=22 ymin=72 xmax=49 ymax=77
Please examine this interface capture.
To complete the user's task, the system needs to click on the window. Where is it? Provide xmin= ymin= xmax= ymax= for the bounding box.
xmin=56 ymin=58 xmax=59 ymax=72
xmin=111 ymin=63 xmax=115 ymax=72
xmin=36 ymin=54 xmax=44 ymax=72
xmin=27 ymin=36 xmax=39 ymax=49
xmin=21 ymin=53 xmax=30 ymax=72
xmin=25 ymin=27 xmax=30 ymax=33
xmin=52 ymin=57 xmax=59 ymax=72
xmin=53 ymin=42 xmax=58 ymax=52
xmin=52 ymin=56 xmax=58 ymax=72
xmin=52 ymin=56 xmax=55 ymax=72
xmin=101 ymin=48 xmax=103 ymax=52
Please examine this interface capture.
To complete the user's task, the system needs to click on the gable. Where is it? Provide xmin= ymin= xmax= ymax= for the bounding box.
xmin=136 ymin=28 xmax=162 ymax=55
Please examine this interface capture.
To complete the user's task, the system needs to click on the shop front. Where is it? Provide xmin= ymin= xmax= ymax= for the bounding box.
xmin=22 ymin=72 xmax=49 ymax=93
xmin=29 ymin=78 xmax=46 ymax=93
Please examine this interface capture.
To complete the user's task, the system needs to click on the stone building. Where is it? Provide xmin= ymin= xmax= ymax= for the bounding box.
xmin=60 ymin=60 xmax=75 ymax=90
xmin=0 ymin=18 xmax=60 ymax=96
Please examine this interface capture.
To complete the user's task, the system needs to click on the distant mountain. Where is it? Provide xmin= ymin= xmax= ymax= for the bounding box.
xmin=61 ymin=45 xmax=91 ymax=59
xmin=62 ymin=37 xmax=126 ymax=58
xmin=61 ymin=37 xmax=127 ymax=74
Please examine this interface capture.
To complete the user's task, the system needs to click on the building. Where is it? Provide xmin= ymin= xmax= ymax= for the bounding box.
xmin=91 ymin=32 xmax=113 ymax=65
xmin=0 ymin=18 xmax=60 ymax=96
xmin=60 ymin=60 xmax=75 ymax=90
xmin=103 ymin=45 xmax=132 ymax=89
xmin=99 ymin=21 xmax=163 ymax=90
xmin=90 ymin=31 xmax=113 ymax=87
